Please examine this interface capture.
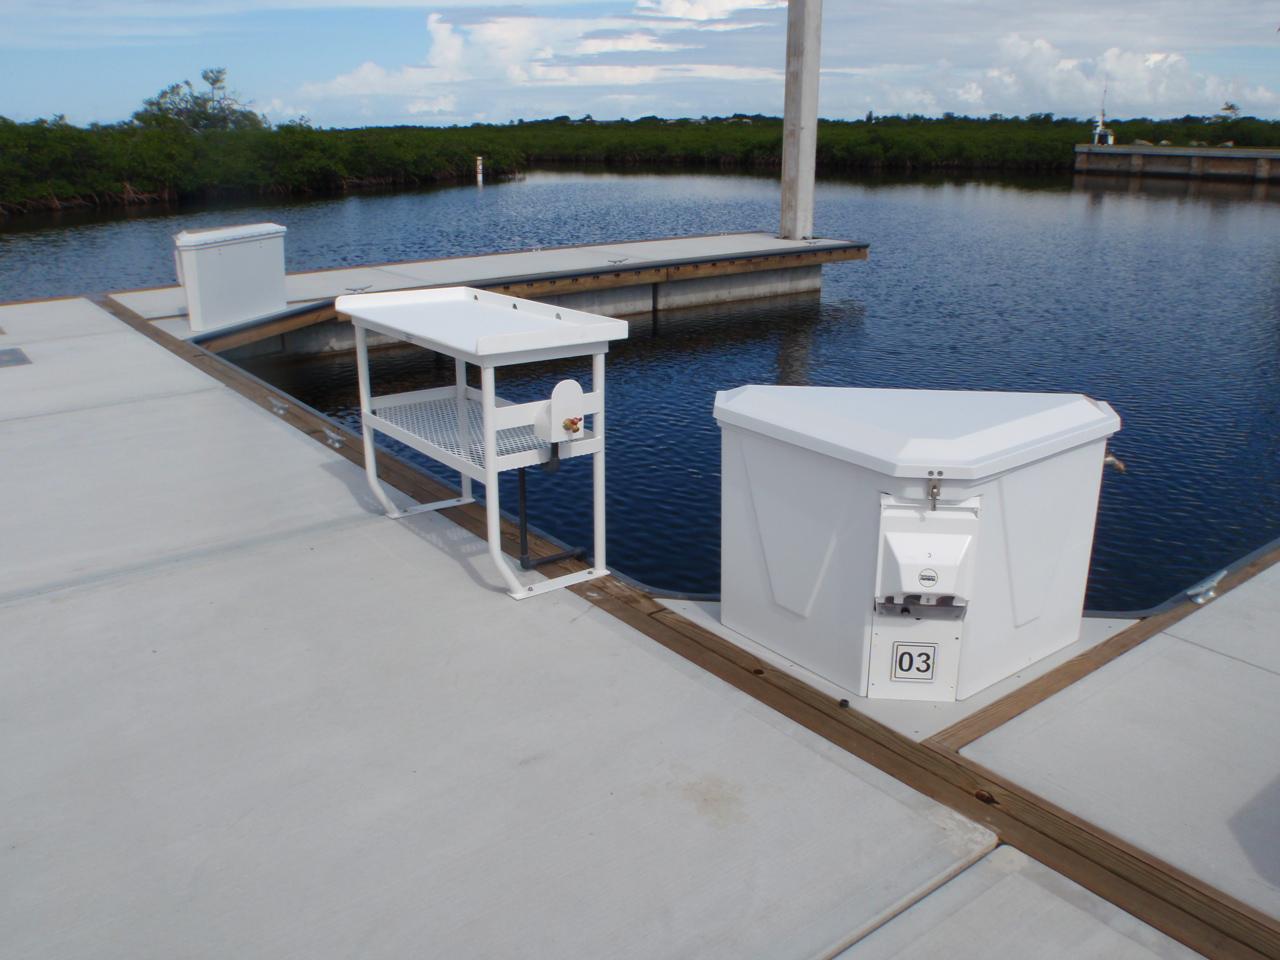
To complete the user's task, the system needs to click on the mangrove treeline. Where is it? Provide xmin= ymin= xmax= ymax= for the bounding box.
xmin=4 ymin=95 xmax=1279 ymax=215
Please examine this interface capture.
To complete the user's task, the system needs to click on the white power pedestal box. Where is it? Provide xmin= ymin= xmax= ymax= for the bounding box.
xmin=174 ymin=223 xmax=287 ymax=332
xmin=714 ymin=386 xmax=1121 ymax=703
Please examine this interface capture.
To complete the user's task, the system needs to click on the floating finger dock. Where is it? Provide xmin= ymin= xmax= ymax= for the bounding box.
xmin=109 ymin=231 xmax=868 ymax=356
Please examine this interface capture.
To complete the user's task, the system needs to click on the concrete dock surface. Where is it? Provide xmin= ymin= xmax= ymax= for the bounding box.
xmin=1 ymin=295 xmax=998 ymax=958
xmin=964 ymin=560 xmax=1280 ymax=921
xmin=841 ymin=847 xmax=1202 ymax=959
xmin=0 ymin=294 xmax=1257 ymax=957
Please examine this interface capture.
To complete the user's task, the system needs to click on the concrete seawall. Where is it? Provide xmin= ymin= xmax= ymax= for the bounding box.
xmin=1075 ymin=143 xmax=1280 ymax=181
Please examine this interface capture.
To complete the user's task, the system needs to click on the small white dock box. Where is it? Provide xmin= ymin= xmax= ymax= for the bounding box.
xmin=174 ymin=223 xmax=287 ymax=332
xmin=714 ymin=387 xmax=1121 ymax=702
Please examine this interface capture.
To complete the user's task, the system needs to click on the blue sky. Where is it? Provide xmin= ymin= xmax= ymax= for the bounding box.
xmin=1 ymin=1 xmax=1277 ymax=127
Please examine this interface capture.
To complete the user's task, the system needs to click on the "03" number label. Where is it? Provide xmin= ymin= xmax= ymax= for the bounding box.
xmin=891 ymin=642 xmax=937 ymax=682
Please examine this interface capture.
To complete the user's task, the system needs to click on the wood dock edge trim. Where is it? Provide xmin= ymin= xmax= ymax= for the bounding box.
xmin=94 ymin=293 xmax=1279 ymax=960
xmin=488 ymin=246 xmax=865 ymax=299
xmin=197 ymin=303 xmax=338 ymax=354
xmin=925 ymin=541 xmax=1280 ymax=753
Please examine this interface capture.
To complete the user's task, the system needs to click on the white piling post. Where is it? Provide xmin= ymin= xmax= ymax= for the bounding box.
xmin=476 ymin=155 xmax=484 ymax=186
xmin=779 ymin=0 xmax=823 ymax=240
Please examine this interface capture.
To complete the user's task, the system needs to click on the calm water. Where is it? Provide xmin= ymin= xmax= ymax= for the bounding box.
xmin=4 ymin=171 xmax=1278 ymax=610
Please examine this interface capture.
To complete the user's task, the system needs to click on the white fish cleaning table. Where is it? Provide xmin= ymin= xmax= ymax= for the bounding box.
xmin=337 ymin=287 xmax=628 ymax=598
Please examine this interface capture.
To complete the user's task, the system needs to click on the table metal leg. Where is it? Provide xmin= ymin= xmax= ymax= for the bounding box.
xmin=355 ymin=323 xmax=401 ymax=517
xmin=356 ymin=324 xmax=473 ymax=520
xmin=481 ymin=366 xmax=528 ymax=597
xmin=592 ymin=351 xmax=607 ymax=574
xmin=455 ymin=357 xmax=473 ymax=503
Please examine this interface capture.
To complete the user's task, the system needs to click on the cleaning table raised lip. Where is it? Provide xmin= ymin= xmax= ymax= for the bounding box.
xmin=336 ymin=287 xmax=627 ymax=363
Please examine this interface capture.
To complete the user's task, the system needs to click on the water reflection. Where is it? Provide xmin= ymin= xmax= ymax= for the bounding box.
xmin=1073 ymin=173 xmax=1280 ymax=205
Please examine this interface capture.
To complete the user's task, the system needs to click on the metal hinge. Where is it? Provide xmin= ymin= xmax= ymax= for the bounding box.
xmin=926 ymin=470 xmax=943 ymax=511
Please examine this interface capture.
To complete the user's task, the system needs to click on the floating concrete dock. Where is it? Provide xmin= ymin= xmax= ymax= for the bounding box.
xmin=1 ymin=296 xmax=995 ymax=958
xmin=110 ymin=231 xmax=868 ymax=357
xmin=3 ymin=291 xmax=1278 ymax=958
xmin=1075 ymin=144 xmax=1280 ymax=181
xmin=963 ymin=559 xmax=1280 ymax=924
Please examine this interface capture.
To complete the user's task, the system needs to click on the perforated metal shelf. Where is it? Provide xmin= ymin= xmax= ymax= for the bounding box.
xmin=376 ymin=395 xmax=547 ymax=469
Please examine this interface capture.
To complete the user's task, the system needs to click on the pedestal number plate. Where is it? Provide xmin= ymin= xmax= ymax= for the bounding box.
xmin=891 ymin=642 xmax=937 ymax=682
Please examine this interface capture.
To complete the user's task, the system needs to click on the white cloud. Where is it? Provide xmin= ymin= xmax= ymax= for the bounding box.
xmin=988 ymin=33 xmax=1278 ymax=116
xmin=297 ymin=8 xmax=1280 ymax=123
xmin=633 ymin=0 xmax=784 ymax=21
xmin=695 ymin=20 xmax=770 ymax=32
xmin=290 ymin=13 xmax=467 ymax=95
xmin=262 ymin=96 xmax=307 ymax=120
xmin=301 ymin=9 xmax=779 ymax=115
xmin=5 ymin=0 xmax=1279 ymax=124
xmin=526 ymin=62 xmax=779 ymax=86
xmin=889 ymin=88 xmax=941 ymax=113
xmin=577 ymin=32 xmax=693 ymax=55
xmin=301 ymin=61 xmax=440 ymax=98
xmin=426 ymin=12 xmax=466 ymax=76
xmin=406 ymin=94 xmax=457 ymax=114
xmin=814 ymin=13 xmax=1280 ymax=121
xmin=824 ymin=65 xmax=922 ymax=79
xmin=0 ymin=0 xmax=535 ymax=13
